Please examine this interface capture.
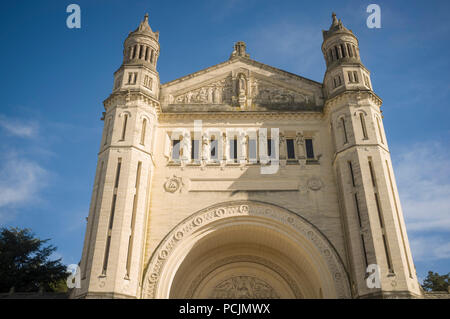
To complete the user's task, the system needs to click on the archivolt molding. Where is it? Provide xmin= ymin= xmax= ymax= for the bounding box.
xmin=141 ymin=200 xmax=351 ymax=299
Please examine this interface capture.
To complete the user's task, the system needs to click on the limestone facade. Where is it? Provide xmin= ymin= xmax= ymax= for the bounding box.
xmin=73 ymin=13 xmax=423 ymax=299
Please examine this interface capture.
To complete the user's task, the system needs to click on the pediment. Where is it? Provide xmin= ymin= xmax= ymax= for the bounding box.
xmin=160 ymin=58 xmax=324 ymax=112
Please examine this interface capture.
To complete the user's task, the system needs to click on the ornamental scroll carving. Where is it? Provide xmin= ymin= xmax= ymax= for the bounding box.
xmin=210 ymin=276 xmax=279 ymax=299
xmin=168 ymin=76 xmax=313 ymax=107
xmin=250 ymin=79 xmax=311 ymax=106
xmin=141 ymin=201 xmax=351 ymax=299
xmin=172 ymin=78 xmax=233 ymax=105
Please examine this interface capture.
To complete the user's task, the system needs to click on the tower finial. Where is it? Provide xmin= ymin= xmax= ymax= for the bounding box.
xmin=331 ymin=12 xmax=338 ymax=27
xmin=144 ymin=13 xmax=149 ymax=22
xmin=230 ymin=41 xmax=250 ymax=59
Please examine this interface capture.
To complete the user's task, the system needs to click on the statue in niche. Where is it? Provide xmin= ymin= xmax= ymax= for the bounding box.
xmin=199 ymin=88 xmax=207 ymax=102
xmin=296 ymin=132 xmax=306 ymax=159
xmin=213 ymin=87 xmax=221 ymax=104
xmin=202 ymin=135 xmax=210 ymax=161
xmin=186 ymin=91 xmax=193 ymax=104
xmin=279 ymin=133 xmax=286 ymax=146
xmin=207 ymin=87 xmax=214 ymax=103
xmin=238 ymin=74 xmax=247 ymax=96
xmin=295 ymin=132 xmax=304 ymax=146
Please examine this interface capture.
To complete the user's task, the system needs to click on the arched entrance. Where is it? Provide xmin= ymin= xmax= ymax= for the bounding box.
xmin=142 ymin=201 xmax=351 ymax=298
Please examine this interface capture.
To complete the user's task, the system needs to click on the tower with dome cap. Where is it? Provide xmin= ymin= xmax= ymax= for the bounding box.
xmin=75 ymin=14 xmax=160 ymax=298
xmin=323 ymin=13 xmax=421 ymax=298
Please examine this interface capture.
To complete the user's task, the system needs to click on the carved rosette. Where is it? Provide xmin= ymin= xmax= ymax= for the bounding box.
xmin=141 ymin=201 xmax=351 ymax=299
xmin=163 ymin=175 xmax=183 ymax=193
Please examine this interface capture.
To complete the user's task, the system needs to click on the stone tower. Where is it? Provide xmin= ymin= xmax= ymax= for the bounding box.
xmin=75 ymin=14 xmax=159 ymax=298
xmin=322 ymin=13 xmax=421 ymax=298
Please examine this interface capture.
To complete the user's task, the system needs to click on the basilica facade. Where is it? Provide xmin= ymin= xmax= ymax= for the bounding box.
xmin=73 ymin=13 xmax=422 ymax=299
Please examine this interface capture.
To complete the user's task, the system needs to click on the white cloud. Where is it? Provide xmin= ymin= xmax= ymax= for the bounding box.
xmin=393 ymin=140 xmax=450 ymax=262
xmin=393 ymin=141 xmax=450 ymax=233
xmin=0 ymin=115 xmax=38 ymax=138
xmin=409 ymin=236 xmax=450 ymax=262
xmin=0 ymin=152 xmax=48 ymax=223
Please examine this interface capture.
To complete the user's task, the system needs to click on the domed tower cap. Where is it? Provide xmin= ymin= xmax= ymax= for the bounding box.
xmin=322 ymin=12 xmax=353 ymax=40
xmin=128 ymin=13 xmax=159 ymax=41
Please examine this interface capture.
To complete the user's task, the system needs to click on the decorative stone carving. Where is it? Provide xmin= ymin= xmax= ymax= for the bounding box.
xmin=295 ymin=132 xmax=304 ymax=146
xmin=142 ymin=201 xmax=351 ymax=299
xmin=186 ymin=254 xmax=302 ymax=298
xmin=169 ymin=75 xmax=313 ymax=109
xmin=172 ymin=78 xmax=232 ymax=105
xmin=210 ymin=276 xmax=279 ymax=299
xmin=163 ymin=175 xmax=183 ymax=193
xmin=251 ymin=79 xmax=310 ymax=106
xmin=307 ymin=177 xmax=323 ymax=191
xmin=201 ymin=135 xmax=210 ymax=162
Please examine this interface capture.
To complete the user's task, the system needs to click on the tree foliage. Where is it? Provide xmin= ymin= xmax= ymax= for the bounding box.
xmin=422 ymin=271 xmax=449 ymax=292
xmin=0 ymin=227 xmax=68 ymax=293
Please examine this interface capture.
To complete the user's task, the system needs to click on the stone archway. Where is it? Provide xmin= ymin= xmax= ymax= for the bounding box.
xmin=142 ymin=201 xmax=351 ymax=299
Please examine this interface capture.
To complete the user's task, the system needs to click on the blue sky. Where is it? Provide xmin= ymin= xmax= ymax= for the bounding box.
xmin=0 ymin=0 xmax=448 ymax=284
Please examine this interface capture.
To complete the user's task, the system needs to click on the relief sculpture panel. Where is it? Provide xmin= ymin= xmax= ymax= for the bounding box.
xmin=209 ymin=276 xmax=279 ymax=299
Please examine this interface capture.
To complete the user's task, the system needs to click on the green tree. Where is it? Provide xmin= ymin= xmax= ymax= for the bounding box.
xmin=422 ymin=271 xmax=449 ymax=292
xmin=0 ymin=227 xmax=68 ymax=293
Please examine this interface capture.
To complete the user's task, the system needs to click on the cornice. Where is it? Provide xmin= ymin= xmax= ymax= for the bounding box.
xmin=103 ymin=89 xmax=161 ymax=114
xmin=161 ymin=56 xmax=323 ymax=88
xmin=157 ymin=111 xmax=325 ymax=122
xmin=323 ymin=90 xmax=383 ymax=116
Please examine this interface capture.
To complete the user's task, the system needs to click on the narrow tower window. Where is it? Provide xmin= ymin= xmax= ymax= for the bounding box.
xmin=361 ymin=234 xmax=369 ymax=267
xmin=140 ymin=119 xmax=147 ymax=145
xmin=104 ymin=118 xmax=111 ymax=146
xmin=102 ymin=158 xmax=122 ymax=275
xmin=340 ymin=44 xmax=346 ymax=57
xmin=359 ymin=113 xmax=368 ymax=139
xmin=121 ymin=114 xmax=128 ymax=140
xmin=132 ymin=44 xmax=138 ymax=59
xmin=376 ymin=117 xmax=384 ymax=144
xmin=125 ymin=161 xmax=142 ymax=278
xmin=144 ymin=46 xmax=149 ymax=61
xmin=341 ymin=117 xmax=348 ymax=144
xmin=354 ymin=193 xmax=362 ymax=227
xmin=347 ymin=43 xmax=353 ymax=57
xmin=383 ymin=234 xmax=394 ymax=273
xmin=348 ymin=161 xmax=355 ymax=187
xmin=368 ymin=159 xmax=377 ymax=187
xmin=348 ymin=71 xmax=354 ymax=83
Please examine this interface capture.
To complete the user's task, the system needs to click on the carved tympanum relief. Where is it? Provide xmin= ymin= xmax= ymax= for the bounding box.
xmin=168 ymin=75 xmax=313 ymax=107
xmin=209 ymin=276 xmax=279 ymax=299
